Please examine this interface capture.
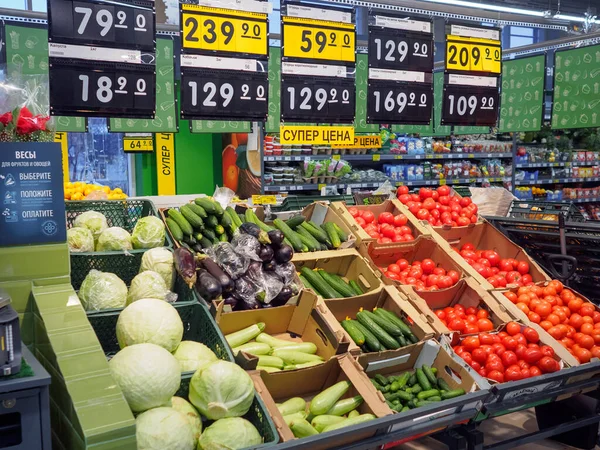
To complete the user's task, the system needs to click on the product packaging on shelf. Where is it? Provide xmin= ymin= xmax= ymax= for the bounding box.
xmin=212 ymin=289 xmax=349 ymax=369
xmin=318 ymin=285 xmax=435 ymax=355
xmin=250 ymin=354 xmax=389 ymax=447
xmin=400 ymin=277 xmax=513 ymax=336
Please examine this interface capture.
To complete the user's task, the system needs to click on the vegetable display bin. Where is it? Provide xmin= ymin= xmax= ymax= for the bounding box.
xmin=66 ymin=200 xmax=173 ymax=290
xmin=178 ymin=374 xmax=280 ymax=450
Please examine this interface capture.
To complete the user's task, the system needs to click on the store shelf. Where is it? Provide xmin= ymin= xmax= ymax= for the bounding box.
xmin=516 ymin=162 xmax=597 ymax=168
xmin=548 ymin=197 xmax=600 ymax=204
xmin=264 ymin=153 xmax=512 ymax=162
xmin=515 ymin=177 xmax=600 ymax=186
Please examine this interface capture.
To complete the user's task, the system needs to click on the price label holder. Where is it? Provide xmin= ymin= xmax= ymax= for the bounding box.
xmin=252 ymin=195 xmax=277 ymax=205
xmin=48 ymin=0 xmax=156 ymax=117
xmin=441 ymin=73 xmax=499 ymax=126
xmin=367 ymin=79 xmax=432 ymax=124
xmin=446 ymin=35 xmax=501 ymax=74
xmin=123 ymin=135 xmax=154 ymax=152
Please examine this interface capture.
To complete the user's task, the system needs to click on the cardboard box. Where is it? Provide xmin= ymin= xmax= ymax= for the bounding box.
xmin=330 ymin=200 xmax=430 ymax=245
xmin=213 ymin=289 xmax=349 ymax=369
xmin=360 ymin=235 xmax=467 ymax=298
xmin=431 ymin=220 xmax=551 ymax=290
xmin=293 ymin=248 xmax=383 ymax=301
xmin=358 ymin=340 xmax=484 ymax=429
xmin=250 ymin=354 xmax=389 ymax=447
xmin=400 ymin=277 xmax=514 ymax=336
xmin=318 ymin=285 xmax=435 ymax=355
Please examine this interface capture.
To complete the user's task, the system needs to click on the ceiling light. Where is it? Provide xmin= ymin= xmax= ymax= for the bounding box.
xmin=554 ymin=14 xmax=600 ymax=24
xmin=417 ymin=0 xmax=546 ymax=17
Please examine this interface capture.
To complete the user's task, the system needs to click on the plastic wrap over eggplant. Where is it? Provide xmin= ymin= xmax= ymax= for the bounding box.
xmin=205 ymin=242 xmax=249 ymax=280
xmin=174 ymin=247 xmax=197 ymax=287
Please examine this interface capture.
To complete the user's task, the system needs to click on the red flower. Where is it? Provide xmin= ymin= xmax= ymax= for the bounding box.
xmin=0 ymin=112 xmax=12 ymax=126
xmin=15 ymin=107 xmax=51 ymax=134
xmin=19 ymin=107 xmax=33 ymax=118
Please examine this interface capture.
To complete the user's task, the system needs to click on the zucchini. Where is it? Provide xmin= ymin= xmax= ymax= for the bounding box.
xmin=299 ymin=274 xmax=317 ymax=292
xmin=258 ymin=355 xmax=285 ymax=369
xmin=326 ymin=396 xmax=363 ymax=416
xmin=194 ymin=197 xmax=217 ymax=214
xmin=244 ymin=208 xmax=256 ymax=224
xmin=225 ymin=322 xmax=266 ymax=348
xmin=256 ymin=366 xmax=281 ymax=373
xmin=232 ymin=342 xmax=271 ymax=356
xmin=348 ymin=410 xmax=360 ymax=419
xmin=341 ymin=320 xmax=365 ymax=346
xmin=332 ymin=223 xmax=349 ymax=242
xmin=247 ymin=209 xmax=274 ymax=232
xmin=356 ymin=311 xmax=400 ymax=350
xmin=323 ymin=222 xmax=341 ymax=248
xmin=361 ymin=310 xmax=404 ymax=337
xmin=296 ymin=231 xmax=319 ymax=252
xmin=321 ymin=414 xmax=376 ymax=433
xmin=300 ymin=267 xmax=341 ymax=299
xmin=311 ymin=415 xmax=346 ymax=433
xmin=168 ymin=209 xmax=193 ymax=236
xmin=290 ymin=419 xmax=319 ymax=438
xmin=373 ymin=308 xmax=414 ymax=339
xmin=309 ymin=381 xmax=351 ymax=416
xmin=437 ymin=378 xmax=452 ymax=392
xmin=283 ymin=412 xmax=307 ymax=427
xmin=283 ymin=361 xmax=324 ymax=370
xmin=349 ymin=280 xmax=364 ymax=295
xmin=286 ymin=215 xmax=305 ymax=229
xmin=422 ymin=365 xmax=437 ymax=386
xmin=441 ymin=389 xmax=465 ymax=399
xmin=238 ymin=213 xmax=246 ymax=223
xmin=352 ymin=321 xmax=382 ymax=352
xmin=319 ymin=271 xmax=354 ymax=298
xmin=188 ymin=202 xmax=208 ymax=218
xmin=256 ymin=333 xmax=300 ymax=349
xmin=416 ymin=368 xmax=432 ymax=391
xmin=278 ymin=397 xmax=307 ymax=416
xmin=206 ymin=215 xmax=219 ymax=229
xmin=226 ymin=206 xmax=243 ymax=227
xmin=274 ymin=219 xmax=303 ymax=252
xmin=271 ymin=349 xmax=323 ymax=365
xmin=165 ymin=217 xmax=183 ymax=241
xmin=300 ymin=221 xmax=329 ymax=244
xmin=296 ymin=226 xmax=321 ymax=250
xmin=273 ymin=342 xmax=318 ymax=354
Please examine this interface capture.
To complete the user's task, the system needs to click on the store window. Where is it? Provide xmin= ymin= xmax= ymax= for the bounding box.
xmin=509 ymin=26 xmax=535 ymax=48
xmin=67 ymin=118 xmax=133 ymax=195
xmin=0 ymin=0 xmax=26 ymax=9
xmin=269 ymin=0 xmax=281 ymax=35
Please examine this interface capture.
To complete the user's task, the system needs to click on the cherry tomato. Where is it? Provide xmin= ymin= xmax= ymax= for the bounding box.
xmin=523 ymin=327 xmax=540 ymax=343
xmin=538 ymin=356 xmax=559 ymax=373
xmin=540 ymin=345 xmax=555 ymax=357
xmin=506 ymin=322 xmax=521 ymax=336
xmin=421 ymin=259 xmax=436 ymax=274
xmin=501 ymin=351 xmax=518 ymax=367
xmin=523 ymin=348 xmax=542 ymax=364
xmin=487 ymin=370 xmax=505 ymax=383
xmin=504 ymin=367 xmax=523 ymax=382
xmin=477 ymin=318 xmax=494 ymax=332
xmin=529 ymin=366 xmax=542 ymax=377
xmin=492 ymin=343 xmax=507 ymax=356
xmin=486 ymin=359 xmax=505 ymax=373
xmin=448 ymin=319 xmax=466 ymax=332
xmin=479 ymin=333 xmax=495 ymax=346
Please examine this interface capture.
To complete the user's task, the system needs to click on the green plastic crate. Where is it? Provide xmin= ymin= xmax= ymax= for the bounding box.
xmin=178 ymin=374 xmax=279 ymax=450
xmin=272 ymin=195 xmax=355 ymax=212
xmin=66 ymin=200 xmax=173 ymax=290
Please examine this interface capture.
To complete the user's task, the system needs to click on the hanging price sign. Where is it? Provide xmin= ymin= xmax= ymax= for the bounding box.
xmin=282 ymin=18 xmax=355 ymax=63
xmin=441 ymin=74 xmax=499 ymax=126
xmin=446 ymin=36 xmax=501 ymax=74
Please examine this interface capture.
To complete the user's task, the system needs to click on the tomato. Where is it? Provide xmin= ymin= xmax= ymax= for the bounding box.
xmin=393 ymin=214 xmax=408 ymax=227
xmin=378 ymin=212 xmax=394 ymax=224
xmin=355 ymin=216 xmax=366 ymax=227
xmin=523 ymin=327 xmax=540 ymax=343
xmin=457 ymin=217 xmax=471 ymax=227
xmin=486 ymin=359 xmax=505 ymax=373
xmin=504 ymin=367 xmax=523 ymax=382
xmin=538 ymin=356 xmax=559 ymax=373
xmin=479 ymin=333 xmax=494 ymax=346
xmin=502 ymin=336 xmax=518 ymax=350
xmin=492 ymin=343 xmax=506 ymax=355
xmin=482 ymin=250 xmax=501 ymax=267
xmin=448 ymin=319 xmax=466 ymax=332
xmin=421 ymin=259 xmax=436 ymax=274
xmin=517 ymin=261 xmax=530 ymax=275
xmin=419 ymin=187 xmax=433 ymax=199
xmin=459 ymin=197 xmax=472 ymax=207
xmin=523 ymin=348 xmax=542 ymax=364
xmin=540 ymin=345 xmax=555 ymax=357
xmin=501 ymin=351 xmax=518 ymax=367
xmin=499 ymin=259 xmax=514 ymax=272
xmin=472 ymin=348 xmax=488 ymax=363
xmin=433 ymin=267 xmax=447 ymax=276
xmin=463 ymin=336 xmax=481 ymax=351
xmin=506 ymin=271 xmax=522 ymax=284
xmin=437 ymin=185 xmax=451 ymax=196
xmin=521 ymin=274 xmax=533 ymax=285
xmin=348 ymin=207 xmax=359 ymax=217
xmin=577 ymin=334 xmax=595 ymax=350
xmin=477 ymin=318 xmax=494 ymax=332
xmin=506 ymin=322 xmax=521 ymax=336
xmin=397 ymin=185 xmax=409 ymax=196
xmin=362 ymin=211 xmax=375 ymax=223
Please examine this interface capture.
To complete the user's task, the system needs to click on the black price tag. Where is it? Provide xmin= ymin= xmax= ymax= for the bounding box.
xmin=368 ymin=29 xmax=433 ymax=73
xmin=49 ymin=62 xmax=155 ymax=117
xmin=441 ymin=84 xmax=499 ymax=126
xmin=48 ymin=0 xmax=155 ymax=51
xmin=367 ymin=81 xmax=432 ymax=124
xmin=181 ymin=69 xmax=268 ymax=121
xmin=281 ymin=75 xmax=355 ymax=123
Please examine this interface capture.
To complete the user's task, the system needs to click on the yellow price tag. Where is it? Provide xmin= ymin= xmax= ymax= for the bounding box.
xmin=252 ymin=195 xmax=277 ymax=205
xmin=123 ymin=138 xmax=154 ymax=152
xmin=446 ymin=36 xmax=501 ymax=74
xmin=439 ymin=179 xmax=447 ymax=185
xmin=181 ymin=5 xmax=268 ymax=56
xmin=318 ymin=183 xmax=326 ymax=190
xmin=396 ymin=182 xmax=403 ymax=187
xmin=468 ymin=154 xmax=474 ymax=158
xmin=372 ymin=154 xmax=381 ymax=162
xmin=333 ymin=154 xmax=341 ymax=161
xmin=282 ymin=18 xmax=355 ymax=63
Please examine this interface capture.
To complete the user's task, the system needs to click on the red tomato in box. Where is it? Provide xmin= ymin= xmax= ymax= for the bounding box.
xmin=517 ymin=261 xmax=530 ymax=275
xmin=397 ymin=185 xmax=409 ymax=195
xmin=362 ymin=211 xmax=375 ymax=223
xmin=393 ymin=214 xmax=408 ymax=227
xmin=378 ymin=212 xmax=394 ymax=224
xmin=437 ymin=185 xmax=451 ymax=196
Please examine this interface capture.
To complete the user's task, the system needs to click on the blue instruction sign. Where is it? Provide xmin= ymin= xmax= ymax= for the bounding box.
xmin=0 ymin=143 xmax=66 ymax=246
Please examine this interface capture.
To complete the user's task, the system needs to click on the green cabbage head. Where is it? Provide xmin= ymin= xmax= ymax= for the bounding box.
xmin=127 ymin=271 xmax=169 ymax=304
xmin=198 ymin=417 xmax=262 ymax=450
xmin=73 ymin=210 xmax=108 ymax=241
xmin=67 ymin=227 xmax=95 ymax=252
xmin=109 ymin=343 xmax=180 ymax=413
xmin=171 ymin=397 xmax=202 ymax=446
xmin=173 ymin=341 xmax=218 ymax=373
xmin=189 ymin=360 xmax=255 ymax=420
xmin=140 ymin=247 xmax=175 ymax=289
xmin=136 ymin=407 xmax=195 ymax=450
xmin=79 ymin=270 xmax=127 ymax=311
xmin=96 ymin=227 xmax=132 ymax=251
xmin=116 ymin=298 xmax=183 ymax=352
xmin=132 ymin=216 xmax=166 ymax=249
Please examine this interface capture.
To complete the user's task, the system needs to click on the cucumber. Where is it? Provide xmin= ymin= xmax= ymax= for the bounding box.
xmin=389 ymin=381 xmax=399 ymax=392
xmin=214 ymin=224 xmax=225 ymax=235
xmin=278 ymin=397 xmax=307 ymax=416
xmin=396 ymin=372 xmax=411 ymax=389
xmin=271 ymin=349 xmax=323 ymax=365
xmin=437 ymin=378 xmax=452 ymax=392
xmin=309 ymin=381 xmax=351 ymax=416
xmin=202 ymin=228 xmax=216 ymax=241
xmin=256 ymin=366 xmax=281 ymax=373
xmin=352 ymin=321 xmax=382 ymax=352
xmin=226 ymin=207 xmax=243 ymax=227
xmin=349 ymin=280 xmax=364 ymax=295
xmin=296 ymin=231 xmax=319 ymax=252
xmin=283 ymin=411 xmax=307 ymax=426
xmin=326 ymin=396 xmax=363 ymax=416
xmin=296 ymin=226 xmax=321 ymax=251
xmin=286 ymin=215 xmax=305 ymax=229
xmin=300 ymin=267 xmax=341 ymax=299
xmin=332 ymin=223 xmax=349 ymax=242
xmin=441 ymin=389 xmax=465 ymax=399
xmin=348 ymin=410 xmax=360 ymax=419
xmin=168 ymin=209 xmax=193 ymax=236
xmin=422 ymin=365 xmax=437 ymax=386
xmin=199 ymin=237 xmax=213 ymax=248
xmin=319 ymin=271 xmax=354 ymax=298
xmin=225 ymin=322 xmax=265 ymax=348
xmin=219 ymin=233 xmax=228 ymax=242
xmin=220 ymin=212 xmax=233 ymax=230
xmin=300 ymin=222 xmax=329 ymax=244
xmin=371 ymin=379 xmax=384 ymax=391
xmin=274 ymin=219 xmax=303 ymax=252
xmin=187 ymin=202 xmax=208 ymax=219
xmin=408 ymin=372 xmax=417 ymax=387
xmin=212 ymin=200 xmax=224 ymax=216
xmin=416 ymin=368 xmax=432 ymax=391
xmin=258 ymin=355 xmax=285 ymax=369
xmin=165 ymin=217 xmax=183 ymax=241
xmin=206 ymin=215 xmax=219 ymax=229
xmin=374 ymin=374 xmax=389 ymax=386
xmin=373 ymin=308 xmax=415 ymax=339
xmin=356 ymin=311 xmax=400 ymax=350
xmin=321 ymin=414 xmax=376 ymax=433
xmin=299 ymin=275 xmax=317 ymax=292
xmin=323 ymin=222 xmax=341 ymax=248
xmin=360 ymin=310 xmax=404 ymax=337
xmin=341 ymin=320 xmax=365 ymax=346
xmin=407 ymin=384 xmax=422 ymax=395
xmin=417 ymin=389 xmax=441 ymax=401
xmin=232 ymin=342 xmax=271 ymax=356
xmin=290 ymin=418 xmax=319 ymax=438
xmin=401 ymin=406 xmax=410 ymax=412
xmin=311 ymin=415 xmax=346 ymax=432
xmin=193 ymin=232 xmax=204 ymax=241
xmin=194 ymin=197 xmax=217 ymax=214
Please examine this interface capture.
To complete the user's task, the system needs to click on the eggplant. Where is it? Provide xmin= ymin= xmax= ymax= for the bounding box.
xmin=271 ymin=286 xmax=293 ymax=307
xmin=222 ymin=296 xmax=238 ymax=311
xmin=275 ymin=244 xmax=294 ymax=264
xmin=261 ymin=303 xmax=274 ymax=309
xmin=247 ymin=261 xmax=264 ymax=280
xmin=198 ymin=256 xmax=234 ymax=294
xmin=240 ymin=222 xmax=271 ymax=245
xmin=174 ymin=247 xmax=197 ymax=287
xmin=236 ymin=296 xmax=262 ymax=310
xmin=267 ymin=229 xmax=285 ymax=247
xmin=263 ymin=260 xmax=276 ymax=272
xmin=196 ymin=268 xmax=222 ymax=300
xmin=259 ymin=245 xmax=275 ymax=262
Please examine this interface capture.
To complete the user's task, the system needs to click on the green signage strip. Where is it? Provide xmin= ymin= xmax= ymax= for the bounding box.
xmin=265 ymin=47 xmax=281 ymax=134
xmin=5 ymin=24 xmax=86 ymax=132
xmin=190 ymin=120 xmax=251 ymax=133
xmin=433 ymin=72 xmax=452 ymax=137
xmin=499 ymin=55 xmax=545 ymax=133
xmin=552 ymin=44 xmax=600 ymax=130
xmin=453 ymin=125 xmax=491 ymax=135
xmin=355 ymin=53 xmax=380 ymax=133
xmin=109 ymin=38 xmax=178 ymax=133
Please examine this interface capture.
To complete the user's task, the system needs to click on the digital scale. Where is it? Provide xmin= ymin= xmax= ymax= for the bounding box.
xmin=0 ymin=288 xmax=21 ymax=376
